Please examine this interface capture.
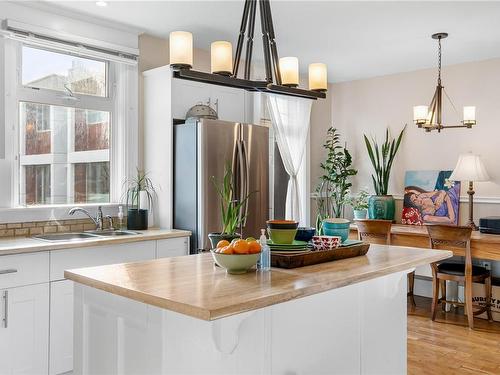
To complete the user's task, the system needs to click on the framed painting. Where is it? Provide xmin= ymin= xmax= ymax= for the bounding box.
xmin=402 ymin=170 xmax=460 ymax=225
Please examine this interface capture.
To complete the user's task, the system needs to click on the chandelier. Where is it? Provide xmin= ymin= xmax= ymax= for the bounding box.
xmin=413 ymin=33 xmax=476 ymax=132
xmin=168 ymin=0 xmax=327 ymax=100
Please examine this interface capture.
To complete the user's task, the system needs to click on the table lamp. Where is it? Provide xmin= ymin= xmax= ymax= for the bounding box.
xmin=449 ymin=153 xmax=490 ymax=230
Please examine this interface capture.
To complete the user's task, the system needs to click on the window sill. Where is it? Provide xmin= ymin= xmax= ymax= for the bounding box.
xmin=0 ymin=203 xmax=123 ymax=224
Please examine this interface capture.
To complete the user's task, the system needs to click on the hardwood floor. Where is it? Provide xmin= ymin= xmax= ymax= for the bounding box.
xmin=408 ymin=296 xmax=500 ymax=375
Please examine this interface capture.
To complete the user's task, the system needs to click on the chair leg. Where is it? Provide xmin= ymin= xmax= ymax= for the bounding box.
xmin=485 ymin=277 xmax=494 ymax=322
xmin=431 ymin=274 xmax=439 ymax=321
xmin=439 ymin=280 xmax=447 ymax=312
xmin=465 ymin=277 xmax=474 ymax=330
xmin=408 ymin=271 xmax=416 ymax=307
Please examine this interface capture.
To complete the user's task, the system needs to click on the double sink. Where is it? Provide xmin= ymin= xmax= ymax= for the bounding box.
xmin=34 ymin=230 xmax=141 ymax=243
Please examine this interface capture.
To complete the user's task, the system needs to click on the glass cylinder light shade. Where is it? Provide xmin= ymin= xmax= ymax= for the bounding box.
xmin=211 ymin=41 xmax=233 ymax=75
xmin=169 ymin=31 xmax=193 ymax=69
xmin=413 ymin=105 xmax=428 ymax=126
xmin=463 ymin=106 xmax=476 ymax=126
xmin=308 ymin=63 xmax=327 ymax=92
xmin=279 ymin=57 xmax=299 ymax=87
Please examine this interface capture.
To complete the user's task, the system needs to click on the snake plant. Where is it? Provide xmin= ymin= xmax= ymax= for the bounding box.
xmin=363 ymin=125 xmax=406 ymax=195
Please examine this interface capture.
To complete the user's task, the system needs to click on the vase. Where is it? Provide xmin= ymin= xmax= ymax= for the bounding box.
xmin=208 ymin=232 xmax=241 ymax=249
xmin=353 ymin=209 xmax=367 ymax=220
xmin=127 ymin=209 xmax=148 ymax=230
xmin=368 ymin=195 xmax=395 ymax=220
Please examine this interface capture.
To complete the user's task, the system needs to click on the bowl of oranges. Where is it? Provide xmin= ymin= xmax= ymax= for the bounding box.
xmin=211 ymin=238 xmax=262 ymax=274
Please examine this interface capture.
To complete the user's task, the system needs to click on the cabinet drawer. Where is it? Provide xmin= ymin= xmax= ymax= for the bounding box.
xmin=0 ymin=252 xmax=49 ymax=289
xmin=157 ymin=237 xmax=189 ymax=258
xmin=50 ymin=241 xmax=156 ymax=281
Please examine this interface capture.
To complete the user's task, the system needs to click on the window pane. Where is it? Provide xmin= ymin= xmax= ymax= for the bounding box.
xmin=74 ymin=109 xmax=110 ymax=151
xmin=22 ymin=46 xmax=107 ymax=97
xmin=21 ymin=102 xmax=52 ymax=155
xmin=25 ymin=165 xmax=50 ymax=205
xmin=74 ymin=162 xmax=110 ymax=203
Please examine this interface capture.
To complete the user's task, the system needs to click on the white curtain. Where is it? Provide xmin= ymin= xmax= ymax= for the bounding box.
xmin=267 ymin=94 xmax=312 ymax=223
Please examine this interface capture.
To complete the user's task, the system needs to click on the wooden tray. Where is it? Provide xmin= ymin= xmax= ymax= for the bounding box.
xmin=271 ymin=243 xmax=370 ymax=269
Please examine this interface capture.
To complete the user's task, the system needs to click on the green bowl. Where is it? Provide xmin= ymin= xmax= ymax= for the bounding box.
xmin=267 ymin=228 xmax=298 ymax=244
xmin=210 ymin=251 xmax=261 ymax=274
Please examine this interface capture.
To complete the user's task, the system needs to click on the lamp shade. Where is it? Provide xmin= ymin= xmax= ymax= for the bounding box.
xmin=211 ymin=41 xmax=233 ymax=75
xmin=169 ymin=31 xmax=193 ymax=68
xmin=449 ymin=153 xmax=489 ymax=182
xmin=279 ymin=57 xmax=299 ymax=87
xmin=308 ymin=63 xmax=327 ymax=92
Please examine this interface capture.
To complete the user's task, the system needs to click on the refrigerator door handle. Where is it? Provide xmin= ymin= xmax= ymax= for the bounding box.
xmin=241 ymin=140 xmax=250 ymax=227
xmin=237 ymin=141 xmax=246 ymax=226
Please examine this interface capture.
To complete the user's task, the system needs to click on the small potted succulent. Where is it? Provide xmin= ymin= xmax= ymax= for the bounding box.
xmin=345 ymin=189 xmax=370 ymax=220
xmin=208 ymin=165 xmax=251 ymax=249
xmin=123 ymin=168 xmax=157 ymax=230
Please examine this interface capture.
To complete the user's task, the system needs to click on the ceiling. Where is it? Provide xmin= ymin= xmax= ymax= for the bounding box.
xmin=29 ymin=1 xmax=500 ymax=82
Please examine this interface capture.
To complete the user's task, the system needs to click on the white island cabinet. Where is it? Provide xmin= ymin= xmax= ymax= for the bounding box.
xmin=67 ymin=245 xmax=452 ymax=375
xmin=0 ymin=229 xmax=190 ymax=375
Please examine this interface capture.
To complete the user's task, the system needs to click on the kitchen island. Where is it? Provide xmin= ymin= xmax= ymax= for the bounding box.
xmin=65 ymin=244 xmax=451 ymax=375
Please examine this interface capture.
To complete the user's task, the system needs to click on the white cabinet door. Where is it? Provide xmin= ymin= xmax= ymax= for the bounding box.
xmin=0 ymin=283 xmax=49 ymax=375
xmin=49 ymin=280 xmax=73 ymax=375
xmin=210 ymin=85 xmax=246 ymax=123
xmin=171 ymin=79 xmax=211 ymax=120
xmin=156 ymin=237 xmax=189 ymax=258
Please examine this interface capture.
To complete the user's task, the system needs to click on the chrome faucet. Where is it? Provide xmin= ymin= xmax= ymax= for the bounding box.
xmin=68 ymin=206 xmax=104 ymax=231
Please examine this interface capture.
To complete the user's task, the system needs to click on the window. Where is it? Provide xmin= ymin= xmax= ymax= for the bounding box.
xmin=22 ymin=46 xmax=107 ymax=97
xmin=17 ymin=45 xmax=113 ymax=206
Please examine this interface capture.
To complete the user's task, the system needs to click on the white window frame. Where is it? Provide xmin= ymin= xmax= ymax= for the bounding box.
xmin=2 ymin=38 xmax=134 ymax=214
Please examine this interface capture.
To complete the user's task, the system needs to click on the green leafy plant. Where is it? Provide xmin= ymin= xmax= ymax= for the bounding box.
xmin=344 ymin=189 xmax=370 ymax=210
xmin=211 ymin=164 xmax=251 ymax=235
xmin=123 ymin=168 xmax=157 ymax=210
xmin=364 ymin=125 xmax=406 ymax=195
xmin=315 ymin=127 xmax=357 ymax=231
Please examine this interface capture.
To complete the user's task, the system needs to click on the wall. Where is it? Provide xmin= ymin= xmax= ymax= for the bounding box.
xmin=310 ymin=58 xmax=500 ymax=225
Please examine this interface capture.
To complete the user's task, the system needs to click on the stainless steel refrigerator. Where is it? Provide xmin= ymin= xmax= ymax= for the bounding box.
xmin=173 ymin=118 xmax=269 ymax=252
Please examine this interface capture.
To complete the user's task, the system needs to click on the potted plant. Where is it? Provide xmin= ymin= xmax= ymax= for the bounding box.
xmin=315 ymin=127 xmax=357 ymax=234
xmin=208 ymin=165 xmax=251 ymax=249
xmin=123 ymin=168 xmax=157 ymax=230
xmin=363 ymin=125 xmax=406 ymax=220
xmin=345 ymin=189 xmax=370 ymax=220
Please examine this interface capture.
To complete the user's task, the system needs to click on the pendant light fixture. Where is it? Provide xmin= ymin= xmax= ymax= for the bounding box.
xmin=169 ymin=0 xmax=327 ymax=100
xmin=413 ymin=33 xmax=476 ymax=132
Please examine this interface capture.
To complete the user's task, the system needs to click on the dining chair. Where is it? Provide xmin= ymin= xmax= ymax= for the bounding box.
xmin=426 ymin=224 xmax=493 ymax=329
xmin=355 ymin=219 xmax=416 ymax=306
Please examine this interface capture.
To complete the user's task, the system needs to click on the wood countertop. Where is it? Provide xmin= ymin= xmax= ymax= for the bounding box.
xmin=65 ymin=244 xmax=452 ymax=321
xmin=0 ymin=229 xmax=191 ymax=256
xmin=350 ymin=224 xmax=500 ymax=260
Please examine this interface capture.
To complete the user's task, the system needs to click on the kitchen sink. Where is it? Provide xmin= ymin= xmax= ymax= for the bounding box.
xmin=33 ymin=230 xmax=140 ymax=242
xmin=33 ymin=232 xmax=100 ymax=242
xmin=86 ymin=230 xmax=141 ymax=237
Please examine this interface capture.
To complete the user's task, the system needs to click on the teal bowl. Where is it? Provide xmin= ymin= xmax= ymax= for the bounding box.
xmin=322 ymin=218 xmax=351 ymax=242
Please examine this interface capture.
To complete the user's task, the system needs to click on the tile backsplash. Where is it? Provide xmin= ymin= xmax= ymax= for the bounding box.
xmin=0 ymin=217 xmax=125 ymax=238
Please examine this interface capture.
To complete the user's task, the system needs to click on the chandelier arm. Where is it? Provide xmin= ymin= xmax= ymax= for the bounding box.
xmin=233 ymin=0 xmax=251 ymax=78
xmin=428 ymin=87 xmax=438 ymax=125
xmin=437 ymin=84 xmax=442 ymax=127
xmin=442 ymin=87 xmax=460 ymax=118
xmin=263 ymin=0 xmax=282 ymax=85
xmin=244 ymin=0 xmax=257 ymax=80
xmin=259 ymin=0 xmax=273 ymax=82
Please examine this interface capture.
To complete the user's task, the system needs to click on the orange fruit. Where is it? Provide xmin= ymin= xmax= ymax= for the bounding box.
xmin=216 ymin=240 xmax=230 ymax=248
xmin=221 ymin=245 xmax=234 ymax=254
xmin=246 ymin=237 xmax=257 ymax=242
xmin=248 ymin=241 xmax=261 ymax=254
xmin=232 ymin=239 xmax=250 ymax=254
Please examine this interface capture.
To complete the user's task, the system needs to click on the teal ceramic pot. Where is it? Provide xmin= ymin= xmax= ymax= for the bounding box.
xmin=322 ymin=218 xmax=351 ymax=242
xmin=353 ymin=209 xmax=367 ymax=220
xmin=368 ymin=195 xmax=395 ymax=220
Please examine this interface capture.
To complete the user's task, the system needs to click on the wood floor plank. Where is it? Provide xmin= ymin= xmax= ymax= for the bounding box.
xmin=408 ymin=296 xmax=500 ymax=375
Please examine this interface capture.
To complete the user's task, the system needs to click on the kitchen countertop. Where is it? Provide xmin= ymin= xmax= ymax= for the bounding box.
xmin=0 ymin=228 xmax=191 ymax=256
xmin=65 ymin=244 xmax=452 ymax=321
